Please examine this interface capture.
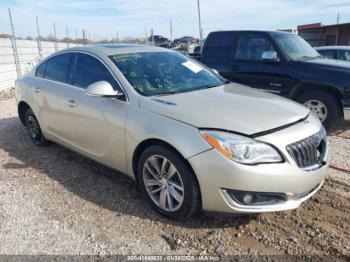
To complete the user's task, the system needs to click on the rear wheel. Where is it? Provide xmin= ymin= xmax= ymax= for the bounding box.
xmin=137 ymin=145 xmax=200 ymax=220
xmin=296 ymin=91 xmax=340 ymax=130
xmin=25 ymin=108 xmax=49 ymax=146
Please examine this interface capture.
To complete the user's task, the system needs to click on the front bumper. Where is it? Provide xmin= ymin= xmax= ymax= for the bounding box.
xmin=188 ymin=115 xmax=328 ymax=214
xmin=342 ymin=98 xmax=350 ymax=121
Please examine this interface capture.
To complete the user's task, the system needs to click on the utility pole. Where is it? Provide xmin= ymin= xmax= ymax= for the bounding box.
xmin=8 ymin=8 xmax=21 ymax=79
xmin=82 ymin=29 xmax=86 ymax=45
xmin=151 ymin=28 xmax=154 ymax=46
xmin=337 ymin=12 xmax=340 ymax=24
xmin=36 ymin=16 xmax=42 ymax=58
xmin=116 ymin=30 xmax=119 ymax=43
xmin=170 ymin=18 xmax=173 ymax=41
xmin=197 ymin=0 xmax=203 ymax=44
xmin=145 ymin=28 xmax=148 ymax=45
xmin=75 ymin=29 xmax=78 ymax=44
xmin=66 ymin=25 xmax=69 ymax=48
xmin=53 ymin=22 xmax=58 ymax=51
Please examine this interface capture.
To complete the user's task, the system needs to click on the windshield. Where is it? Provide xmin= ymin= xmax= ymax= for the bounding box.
xmin=272 ymin=33 xmax=320 ymax=61
xmin=109 ymin=51 xmax=225 ymax=96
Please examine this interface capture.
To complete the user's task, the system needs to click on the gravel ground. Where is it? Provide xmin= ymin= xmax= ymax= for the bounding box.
xmin=0 ymin=88 xmax=349 ymax=257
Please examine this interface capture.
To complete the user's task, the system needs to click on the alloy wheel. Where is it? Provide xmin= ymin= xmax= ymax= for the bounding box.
xmin=143 ymin=155 xmax=184 ymax=212
xmin=27 ymin=115 xmax=41 ymax=140
xmin=304 ymin=99 xmax=328 ymax=122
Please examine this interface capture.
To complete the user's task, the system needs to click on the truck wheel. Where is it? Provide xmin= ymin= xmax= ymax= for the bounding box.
xmin=296 ymin=91 xmax=340 ymax=130
xmin=137 ymin=145 xmax=201 ymax=220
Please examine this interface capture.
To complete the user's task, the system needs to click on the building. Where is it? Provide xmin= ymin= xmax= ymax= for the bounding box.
xmin=298 ymin=22 xmax=350 ymax=47
xmin=277 ymin=29 xmax=297 ymax=33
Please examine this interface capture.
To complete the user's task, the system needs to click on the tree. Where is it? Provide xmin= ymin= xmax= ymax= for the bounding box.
xmin=0 ymin=33 xmax=12 ymax=39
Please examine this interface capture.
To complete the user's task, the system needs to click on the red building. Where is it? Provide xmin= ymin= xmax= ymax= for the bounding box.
xmin=298 ymin=22 xmax=350 ymax=47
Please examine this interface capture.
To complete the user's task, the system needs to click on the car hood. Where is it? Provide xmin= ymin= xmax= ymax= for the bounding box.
xmin=140 ymin=83 xmax=309 ymax=136
xmin=301 ymin=58 xmax=350 ymax=72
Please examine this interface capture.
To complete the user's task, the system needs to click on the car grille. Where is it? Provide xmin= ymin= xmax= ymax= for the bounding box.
xmin=286 ymin=128 xmax=327 ymax=171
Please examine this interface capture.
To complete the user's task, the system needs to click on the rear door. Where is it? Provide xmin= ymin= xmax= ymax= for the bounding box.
xmin=32 ymin=53 xmax=75 ymax=141
xmin=228 ymin=33 xmax=294 ymax=95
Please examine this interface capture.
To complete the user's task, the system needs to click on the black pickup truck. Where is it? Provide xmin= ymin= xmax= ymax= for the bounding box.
xmin=194 ymin=30 xmax=350 ymax=129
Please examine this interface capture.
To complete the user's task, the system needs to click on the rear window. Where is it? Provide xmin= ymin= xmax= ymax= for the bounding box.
xmin=205 ymin=33 xmax=234 ymax=47
xmin=45 ymin=53 xmax=74 ymax=83
xmin=202 ymin=32 xmax=236 ymax=63
xmin=36 ymin=61 xmax=47 ymax=78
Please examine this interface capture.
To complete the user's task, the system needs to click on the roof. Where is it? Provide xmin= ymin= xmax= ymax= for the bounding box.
xmin=298 ymin=22 xmax=350 ymax=31
xmin=315 ymin=46 xmax=350 ymax=51
xmin=63 ymin=44 xmax=171 ymax=56
xmin=209 ymin=30 xmax=292 ymax=35
xmin=297 ymin=23 xmax=322 ymax=30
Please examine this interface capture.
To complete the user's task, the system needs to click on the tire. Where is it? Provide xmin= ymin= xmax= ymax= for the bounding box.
xmin=24 ymin=108 xmax=49 ymax=146
xmin=137 ymin=145 xmax=201 ymax=220
xmin=295 ymin=90 xmax=340 ymax=130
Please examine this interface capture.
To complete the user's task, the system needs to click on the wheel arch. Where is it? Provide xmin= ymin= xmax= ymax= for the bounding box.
xmin=18 ymin=101 xmax=31 ymax=125
xmin=131 ymin=138 xmax=202 ymax=204
xmin=289 ymin=83 xmax=343 ymax=102
xmin=289 ymin=83 xmax=343 ymax=117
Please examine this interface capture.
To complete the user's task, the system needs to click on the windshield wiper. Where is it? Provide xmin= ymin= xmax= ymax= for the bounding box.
xmin=195 ymin=84 xmax=221 ymax=90
xmin=299 ymin=55 xmax=321 ymax=61
xmin=153 ymin=83 xmax=222 ymax=96
xmin=154 ymin=91 xmax=179 ymax=96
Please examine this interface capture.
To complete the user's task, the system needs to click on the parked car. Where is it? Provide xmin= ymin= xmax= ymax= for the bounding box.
xmin=173 ymin=36 xmax=198 ymax=46
xmin=149 ymin=35 xmax=170 ymax=48
xmin=315 ymin=46 xmax=350 ymax=62
xmin=16 ymin=45 xmax=328 ymax=220
xmin=196 ymin=30 xmax=350 ymax=129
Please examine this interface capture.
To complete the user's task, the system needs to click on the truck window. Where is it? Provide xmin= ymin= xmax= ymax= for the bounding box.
xmin=235 ymin=34 xmax=276 ymax=61
xmin=339 ymin=50 xmax=350 ymax=61
xmin=318 ymin=50 xmax=336 ymax=60
xmin=203 ymin=33 xmax=236 ymax=63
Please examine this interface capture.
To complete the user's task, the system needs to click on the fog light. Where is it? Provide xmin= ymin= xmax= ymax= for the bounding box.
xmin=242 ymin=194 xmax=254 ymax=204
xmin=225 ymin=189 xmax=287 ymax=206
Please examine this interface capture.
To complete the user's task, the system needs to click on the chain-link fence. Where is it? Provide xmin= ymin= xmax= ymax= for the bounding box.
xmin=0 ymin=38 xmax=82 ymax=91
xmin=0 ymin=9 xmax=85 ymax=91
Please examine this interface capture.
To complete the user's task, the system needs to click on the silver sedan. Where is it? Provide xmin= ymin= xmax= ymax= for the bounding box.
xmin=15 ymin=45 xmax=328 ymax=220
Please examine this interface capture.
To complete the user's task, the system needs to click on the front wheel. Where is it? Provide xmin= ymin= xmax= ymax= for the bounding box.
xmin=137 ymin=145 xmax=201 ymax=220
xmin=296 ymin=91 xmax=340 ymax=130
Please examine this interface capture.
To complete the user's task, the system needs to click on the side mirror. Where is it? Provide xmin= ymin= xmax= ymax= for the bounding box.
xmin=86 ymin=81 xmax=123 ymax=98
xmin=211 ymin=68 xmax=219 ymax=75
xmin=262 ymin=51 xmax=280 ymax=63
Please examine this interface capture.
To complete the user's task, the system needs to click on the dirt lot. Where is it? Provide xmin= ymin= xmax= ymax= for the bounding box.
xmin=0 ymin=88 xmax=349 ymax=258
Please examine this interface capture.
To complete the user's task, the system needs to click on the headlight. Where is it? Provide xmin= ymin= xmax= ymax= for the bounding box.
xmin=200 ymin=130 xmax=283 ymax=164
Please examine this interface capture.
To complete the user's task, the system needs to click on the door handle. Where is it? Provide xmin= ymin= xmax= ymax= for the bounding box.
xmin=67 ymin=99 xmax=77 ymax=108
xmin=269 ymin=83 xmax=282 ymax=87
xmin=34 ymin=87 xmax=40 ymax=93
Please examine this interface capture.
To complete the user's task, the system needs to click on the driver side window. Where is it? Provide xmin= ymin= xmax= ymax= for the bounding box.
xmin=73 ymin=53 xmax=121 ymax=91
xmin=235 ymin=34 xmax=276 ymax=61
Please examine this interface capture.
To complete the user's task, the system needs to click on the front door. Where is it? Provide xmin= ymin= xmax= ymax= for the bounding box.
xmin=66 ymin=53 xmax=128 ymax=170
xmin=226 ymin=33 xmax=295 ymax=96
